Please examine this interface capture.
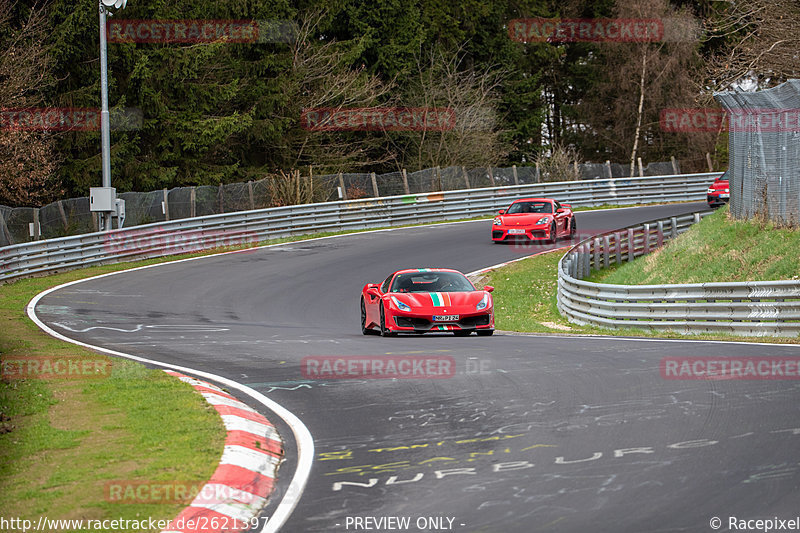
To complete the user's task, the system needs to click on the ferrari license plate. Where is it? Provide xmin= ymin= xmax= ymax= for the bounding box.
xmin=720 ymin=193 xmax=729 ymax=198
xmin=433 ymin=315 xmax=459 ymax=321
xmin=508 ymin=228 xmax=525 ymax=234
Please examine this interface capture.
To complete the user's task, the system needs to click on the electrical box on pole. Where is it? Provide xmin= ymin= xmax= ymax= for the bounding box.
xmin=90 ymin=187 xmax=117 ymax=212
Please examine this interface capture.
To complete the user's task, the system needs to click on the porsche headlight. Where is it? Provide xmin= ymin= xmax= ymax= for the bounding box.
xmin=476 ymin=293 xmax=490 ymax=311
xmin=391 ymin=296 xmax=411 ymax=312
xmin=536 ymin=216 xmax=551 ymax=225
xmin=493 ymin=217 xmax=502 ymax=226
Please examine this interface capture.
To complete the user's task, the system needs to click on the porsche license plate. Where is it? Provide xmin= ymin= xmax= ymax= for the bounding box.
xmin=508 ymin=229 xmax=525 ymax=234
xmin=433 ymin=315 xmax=459 ymax=321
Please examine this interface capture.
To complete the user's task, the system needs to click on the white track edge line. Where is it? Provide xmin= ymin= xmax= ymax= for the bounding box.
xmin=21 ymin=202 xmax=791 ymax=529
xmin=27 ymin=284 xmax=312 ymax=533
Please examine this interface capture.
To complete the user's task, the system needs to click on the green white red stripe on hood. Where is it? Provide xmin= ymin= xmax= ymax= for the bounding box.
xmin=429 ymin=292 xmax=453 ymax=307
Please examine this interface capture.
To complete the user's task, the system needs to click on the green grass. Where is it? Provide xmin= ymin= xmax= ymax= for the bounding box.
xmin=482 ymin=242 xmax=799 ymax=343
xmin=591 ymin=206 xmax=800 ymax=284
xmin=0 ymin=272 xmax=226 ymax=529
xmin=2 ymin=201 xmax=775 ymax=528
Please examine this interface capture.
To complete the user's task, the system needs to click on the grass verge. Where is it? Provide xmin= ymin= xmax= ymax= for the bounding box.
xmin=589 ymin=206 xmax=800 ymax=284
xmin=483 ymin=244 xmax=799 ymax=344
xmin=0 ymin=271 xmax=226 ymax=530
xmin=0 ymin=201 xmax=751 ymax=528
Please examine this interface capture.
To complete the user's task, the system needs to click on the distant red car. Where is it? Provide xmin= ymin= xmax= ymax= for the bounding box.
xmin=707 ymin=174 xmax=730 ymax=208
xmin=361 ymin=268 xmax=494 ymax=337
xmin=492 ymin=198 xmax=575 ymax=243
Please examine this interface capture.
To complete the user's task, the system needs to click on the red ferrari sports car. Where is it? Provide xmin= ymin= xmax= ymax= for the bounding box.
xmin=491 ymin=197 xmax=575 ymax=243
xmin=361 ymin=268 xmax=495 ymax=337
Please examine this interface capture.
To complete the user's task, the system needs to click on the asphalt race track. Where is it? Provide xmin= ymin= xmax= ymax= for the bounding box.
xmin=34 ymin=202 xmax=800 ymax=533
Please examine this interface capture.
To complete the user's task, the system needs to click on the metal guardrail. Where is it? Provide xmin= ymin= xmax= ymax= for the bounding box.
xmin=0 ymin=172 xmax=719 ymax=284
xmin=557 ymin=212 xmax=800 ymax=337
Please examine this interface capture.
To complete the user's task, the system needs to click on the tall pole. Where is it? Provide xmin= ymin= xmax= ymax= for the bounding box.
xmin=99 ymin=3 xmax=112 ymax=230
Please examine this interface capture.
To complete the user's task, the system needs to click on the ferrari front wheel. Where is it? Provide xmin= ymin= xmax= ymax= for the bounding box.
xmin=379 ymin=304 xmax=395 ymax=337
xmin=361 ymin=297 xmax=375 ymax=335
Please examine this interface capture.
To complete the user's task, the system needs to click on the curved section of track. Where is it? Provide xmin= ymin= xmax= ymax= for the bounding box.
xmin=34 ymin=203 xmax=800 ymax=533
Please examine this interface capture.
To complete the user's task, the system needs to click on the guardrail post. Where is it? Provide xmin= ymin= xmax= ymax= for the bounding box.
xmin=32 ymin=209 xmax=41 ymax=240
xmin=627 ymin=228 xmax=635 ymax=261
xmin=614 ymin=232 xmax=621 ymax=264
xmin=671 ymin=156 xmax=678 ymax=174
xmin=338 ymin=172 xmax=347 ymax=200
xmin=218 ymin=184 xmax=224 ymax=214
xmin=605 ymin=160 xmax=612 ymax=178
xmin=248 ymin=180 xmax=255 ymax=210
xmin=462 ymin=166 xmax=470 ymax=189
xmin=643 ymin=224 xmax=650 ymax=254
xmin=694 ymin=212 xmax=700 ymax=224
xmin=512 ymin=165 xmax=519 ymax=185
xmin=57 ymin=200 xmax=68 ymax=231
xmin=584 ymin=243 xmax=591 ymax=276
xmin=371 ymin=172 xmax=379 ymax=198
xmin=602 ymin=235 xmax=610 ymax=269
xmin=0 ymin=209 xmax=13 ymax=245
xmin=190 ymin=187 xmax=196 ymax=218
xmin=535 ymin=162 xmax=540 ymax=183
xmin=402 ymin=169 xmax=410 ymax=194
xmin=593 ymin=237 xmax=601 ymax=272
xmin=163 ymin=188 xmax=170 ymax=221
xmin=671 ymin=216 xmax=678 ymax=239
xmin=637 ymin=157 xmax=644 ymax=177
xmin=657 ymin=220 xmax=664 ymax=248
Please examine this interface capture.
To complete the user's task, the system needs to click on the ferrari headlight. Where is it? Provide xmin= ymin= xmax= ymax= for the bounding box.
xmin=493 ymin=217 xmax=502 ymax=226
xmin=536 ymin=216 xmax=550 ymax=225
xmin=707 ymin=188 xmax=714 ymax=194
xmin=476 ymin=293 xmax=490 ymax=311
xmin=724 ymin=188 xmax=729 ymax=193
xmin=391 ymin=296 xmax=411 ymax=312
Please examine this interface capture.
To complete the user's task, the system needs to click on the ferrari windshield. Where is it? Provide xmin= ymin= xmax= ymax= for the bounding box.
xmin=390 ymin=271 xmax=475 ymax=293
xmin=506 ymin=201 xmax=553 ymax=214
